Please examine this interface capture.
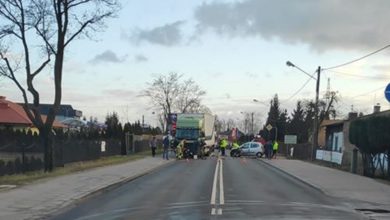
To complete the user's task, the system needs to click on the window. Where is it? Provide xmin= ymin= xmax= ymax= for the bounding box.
xmin=241 ymin=143 xmax=250 ymax=149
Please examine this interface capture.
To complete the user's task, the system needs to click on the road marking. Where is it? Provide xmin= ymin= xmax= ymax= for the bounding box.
xmin=210 ymin=159 xmax=219 ymax=205
xmin=219 ymin=158 xmax=224 ymax=205
xmin=211 ymin=208 xmax=222 ymax=215
xmin=210 ymin=158 xmax=224 ymax=215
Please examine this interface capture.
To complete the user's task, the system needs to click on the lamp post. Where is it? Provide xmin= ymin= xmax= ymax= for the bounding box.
xmin=286 ymin=61 xmax=321 ymax=161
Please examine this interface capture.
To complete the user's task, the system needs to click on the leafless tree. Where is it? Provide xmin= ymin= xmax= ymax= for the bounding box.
xmin=0 ymin=0 xmax=119 ymax=171
xmin=143 ymin=72 xmax=207 ymax=131
xmin=177 ymin=79 xmax=206 ymax=113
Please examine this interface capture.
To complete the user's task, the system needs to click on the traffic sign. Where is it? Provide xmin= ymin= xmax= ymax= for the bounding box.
xmin=284 ymin=135 xmax=297 ymax=144
xmin=385 ymin=83 xmax=390 ymax=102
xmin=266 ymin=124 xmax=273 ymax=131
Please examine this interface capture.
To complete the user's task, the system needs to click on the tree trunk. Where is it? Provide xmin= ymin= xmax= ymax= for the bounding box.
xmin=41 ymin=127 xmax=54 ymax=172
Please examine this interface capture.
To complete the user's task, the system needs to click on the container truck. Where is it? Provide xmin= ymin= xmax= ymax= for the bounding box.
xmin=173 ymin=113 xmax=215 ymax=158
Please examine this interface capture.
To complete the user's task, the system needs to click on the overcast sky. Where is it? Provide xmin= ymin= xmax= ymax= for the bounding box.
xmin=2 ymin=0 xmax=390 ymax=126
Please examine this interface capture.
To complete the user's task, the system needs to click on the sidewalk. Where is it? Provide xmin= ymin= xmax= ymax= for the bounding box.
xmin=0 ymin=156 xmax=173 ymax=220
xmin=262 ymin=159 xmax=390 ymax=207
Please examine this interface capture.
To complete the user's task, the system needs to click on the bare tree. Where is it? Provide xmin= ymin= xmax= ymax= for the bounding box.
xmin=143 ymin=72 xmax=207 ymax=131
xmin=0 ymin=0 xmax=119 ymax=171
xmin=177 ymin=79 xmax=206 ymax=113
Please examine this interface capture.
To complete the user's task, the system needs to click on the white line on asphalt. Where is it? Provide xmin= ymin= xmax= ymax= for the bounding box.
xmin=219 ymin=158 xmax=224 ymax=205
xmin=210 ymin=159 xmax=219 ymax=205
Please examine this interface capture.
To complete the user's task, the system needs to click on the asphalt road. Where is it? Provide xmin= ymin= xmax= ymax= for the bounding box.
xmin=51 ymin=156 xmax=366 ymax=220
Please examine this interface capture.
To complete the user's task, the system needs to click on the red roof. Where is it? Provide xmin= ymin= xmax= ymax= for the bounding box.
xmin=0 ymin=96 xmax=31 ymax=125
xmin=0 ymin=96 xmax=66 ymax=128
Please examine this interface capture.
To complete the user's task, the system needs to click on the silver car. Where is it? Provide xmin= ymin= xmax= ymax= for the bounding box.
xmin=239 ymin=142 xmax=264 ymax=158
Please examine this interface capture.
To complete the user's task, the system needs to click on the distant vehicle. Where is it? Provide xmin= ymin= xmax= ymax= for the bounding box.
xmin=233 ymin=142 xmax=264 ymax=158
xmin=174 ymin=113 xmax=216 ymax=157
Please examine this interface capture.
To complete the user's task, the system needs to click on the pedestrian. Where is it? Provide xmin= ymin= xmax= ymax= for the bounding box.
xmin=149 ymin=136 xmax=157 ymax=157
xmin=176 ymin=139 xmax=185 ymax=159
xmin=266 ymin=140 xmax=273 ymax=159
xmin=220 ymin=138 xmax=228 ymax=157
xmin=272 ymin=140 xmax=279 ymax=159
xmin=162 ymin=135 xmax=170 ymax=160
xmin=230 ymin=141 xmax=240 ymax=157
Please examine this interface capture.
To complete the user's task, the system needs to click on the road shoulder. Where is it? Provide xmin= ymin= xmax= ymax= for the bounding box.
xmin=259 ymin=158 xmax=390 ymax=207
xmin=0 ymin=156 xmax=174 ymax=220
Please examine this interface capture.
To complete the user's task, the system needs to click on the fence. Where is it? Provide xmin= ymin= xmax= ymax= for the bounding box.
xmin=0 ymin=130 xmax=126 ymax=176
xmin=278 ymin=142 xmax=312 ymax=160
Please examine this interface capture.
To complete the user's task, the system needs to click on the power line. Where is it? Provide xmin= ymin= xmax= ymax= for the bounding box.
xmin=350 ymin=86 xmax=386 ymax=99
xmin=286 ymin=71 xmax=317 ymax=101
xmin=323 ymin=44 xmax=390 ymax=70
xmin=325 ymin=69 xmax=389 ymax=80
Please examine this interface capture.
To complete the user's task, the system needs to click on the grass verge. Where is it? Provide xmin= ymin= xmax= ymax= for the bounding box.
xmin=0 ymin=149 xmax=161 ymax=187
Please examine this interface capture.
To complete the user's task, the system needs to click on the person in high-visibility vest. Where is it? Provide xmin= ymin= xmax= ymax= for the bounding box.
xmin=176 ymin=139 xmax=185 ymax=159
xmin=230 ymin=141 xmax=240 ymax=157
xmin=220 ymin=138 xmax=228 ymax=156
xmin=272 ymin=140 xmax=279 ymax=159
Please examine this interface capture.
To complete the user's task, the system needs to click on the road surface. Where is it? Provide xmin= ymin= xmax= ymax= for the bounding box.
xmin=51 ymin=156 xmax=365 ymax=220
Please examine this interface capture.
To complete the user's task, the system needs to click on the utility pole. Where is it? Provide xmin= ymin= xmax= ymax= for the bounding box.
xmin=251 ymin=112 xmax=254 ymax=135
xmin=312 ymin=66 xmax=321 ymax=161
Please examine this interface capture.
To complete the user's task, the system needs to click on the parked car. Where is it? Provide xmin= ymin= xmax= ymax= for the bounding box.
xmin=233 ymin=142 xmax=264 ymax=158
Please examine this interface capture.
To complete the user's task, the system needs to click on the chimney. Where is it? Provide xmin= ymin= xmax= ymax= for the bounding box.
xmin=373 ymin=103 xmax=381 ymax=113
xmin=348 ymin=112 xmax=358 ymax=120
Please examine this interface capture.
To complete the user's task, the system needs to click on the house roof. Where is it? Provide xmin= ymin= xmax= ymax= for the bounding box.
xmin=19 ymin=103 xmax=81 ymax=117
xmin=0 ymin=96 xmax=66 ymax=128
xmin=0 ymin=96 xmax=31 ymax=125
xmin=320 ymin=120 xmax=345 ymax=128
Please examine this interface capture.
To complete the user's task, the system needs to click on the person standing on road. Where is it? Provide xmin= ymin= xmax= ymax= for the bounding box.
xmin=272 ymin=140 xmax=279 ymax=159
xmin=149 ymin=136 xmax=157 ymax=157
xmin=162 ymin=135 xmax=170 ymax=160
xmin=265 ymin=140 xmax=273 ymax=159
xmin=220 ymin=138 xmax=228 ymax=156
xmin=176 ymin=139 xmax=185 ymax=159
xmin=230 ymin=141 xmax=240 ymax=157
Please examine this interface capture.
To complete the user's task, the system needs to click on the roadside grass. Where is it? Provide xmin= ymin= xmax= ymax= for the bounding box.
xmin=0 ymin=149 xmax=161 ymax=187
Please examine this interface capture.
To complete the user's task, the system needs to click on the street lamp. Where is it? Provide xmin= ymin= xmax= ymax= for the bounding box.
xmin=253 ymin=99 xmax=268 ymax=106
xmin=286 ymin=61 xmax=321 ymax=161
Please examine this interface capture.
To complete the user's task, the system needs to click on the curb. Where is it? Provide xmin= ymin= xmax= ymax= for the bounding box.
xmin=44 ymin=160 xmax=175 ymax=220
xmin=258 ymin=159 xmax=326 ymax=195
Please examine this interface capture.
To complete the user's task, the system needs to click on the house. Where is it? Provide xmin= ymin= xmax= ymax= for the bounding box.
xmin=317 ymin=105 xmax=390 ymax=173
xmin=0 ymin=96 xmax=66 ymax=131
xmin=20 ymin=103 xmax=82 ymax=122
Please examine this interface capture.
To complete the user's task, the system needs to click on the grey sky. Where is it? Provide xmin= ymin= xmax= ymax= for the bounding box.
xmin=90 ymin=50 xmax=126 ymax=63
xmin=194 ymin=0 xmax=390 ymax=52
xmin=128 ymin=20 xmax=185 ymax=46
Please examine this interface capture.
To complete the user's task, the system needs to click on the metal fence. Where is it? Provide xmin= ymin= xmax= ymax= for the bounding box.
xmin=0 ymin=130 xmax=125 ymax=175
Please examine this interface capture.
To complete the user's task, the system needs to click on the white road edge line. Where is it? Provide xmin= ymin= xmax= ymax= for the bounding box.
xmin=210 ymin=159 xmax=219 ymax=205
xmin=219 ymin=158 xmax=224 ymax=205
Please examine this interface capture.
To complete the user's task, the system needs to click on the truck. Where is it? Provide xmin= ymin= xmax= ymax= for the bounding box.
xmin=173 ymin=113 xmax=216 ymax=158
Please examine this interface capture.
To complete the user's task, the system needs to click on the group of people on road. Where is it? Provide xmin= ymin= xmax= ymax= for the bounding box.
xmin=264 ymin=140 xmax=279 ymax=159
xmin=149 ymin=135 xmax=171 ymax=160
xmin=150 ymin=134 xmax=279 ymax=160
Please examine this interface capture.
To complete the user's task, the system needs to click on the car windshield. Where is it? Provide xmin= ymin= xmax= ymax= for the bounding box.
xmin=1 ymin=1 xmax=389 ymax=220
